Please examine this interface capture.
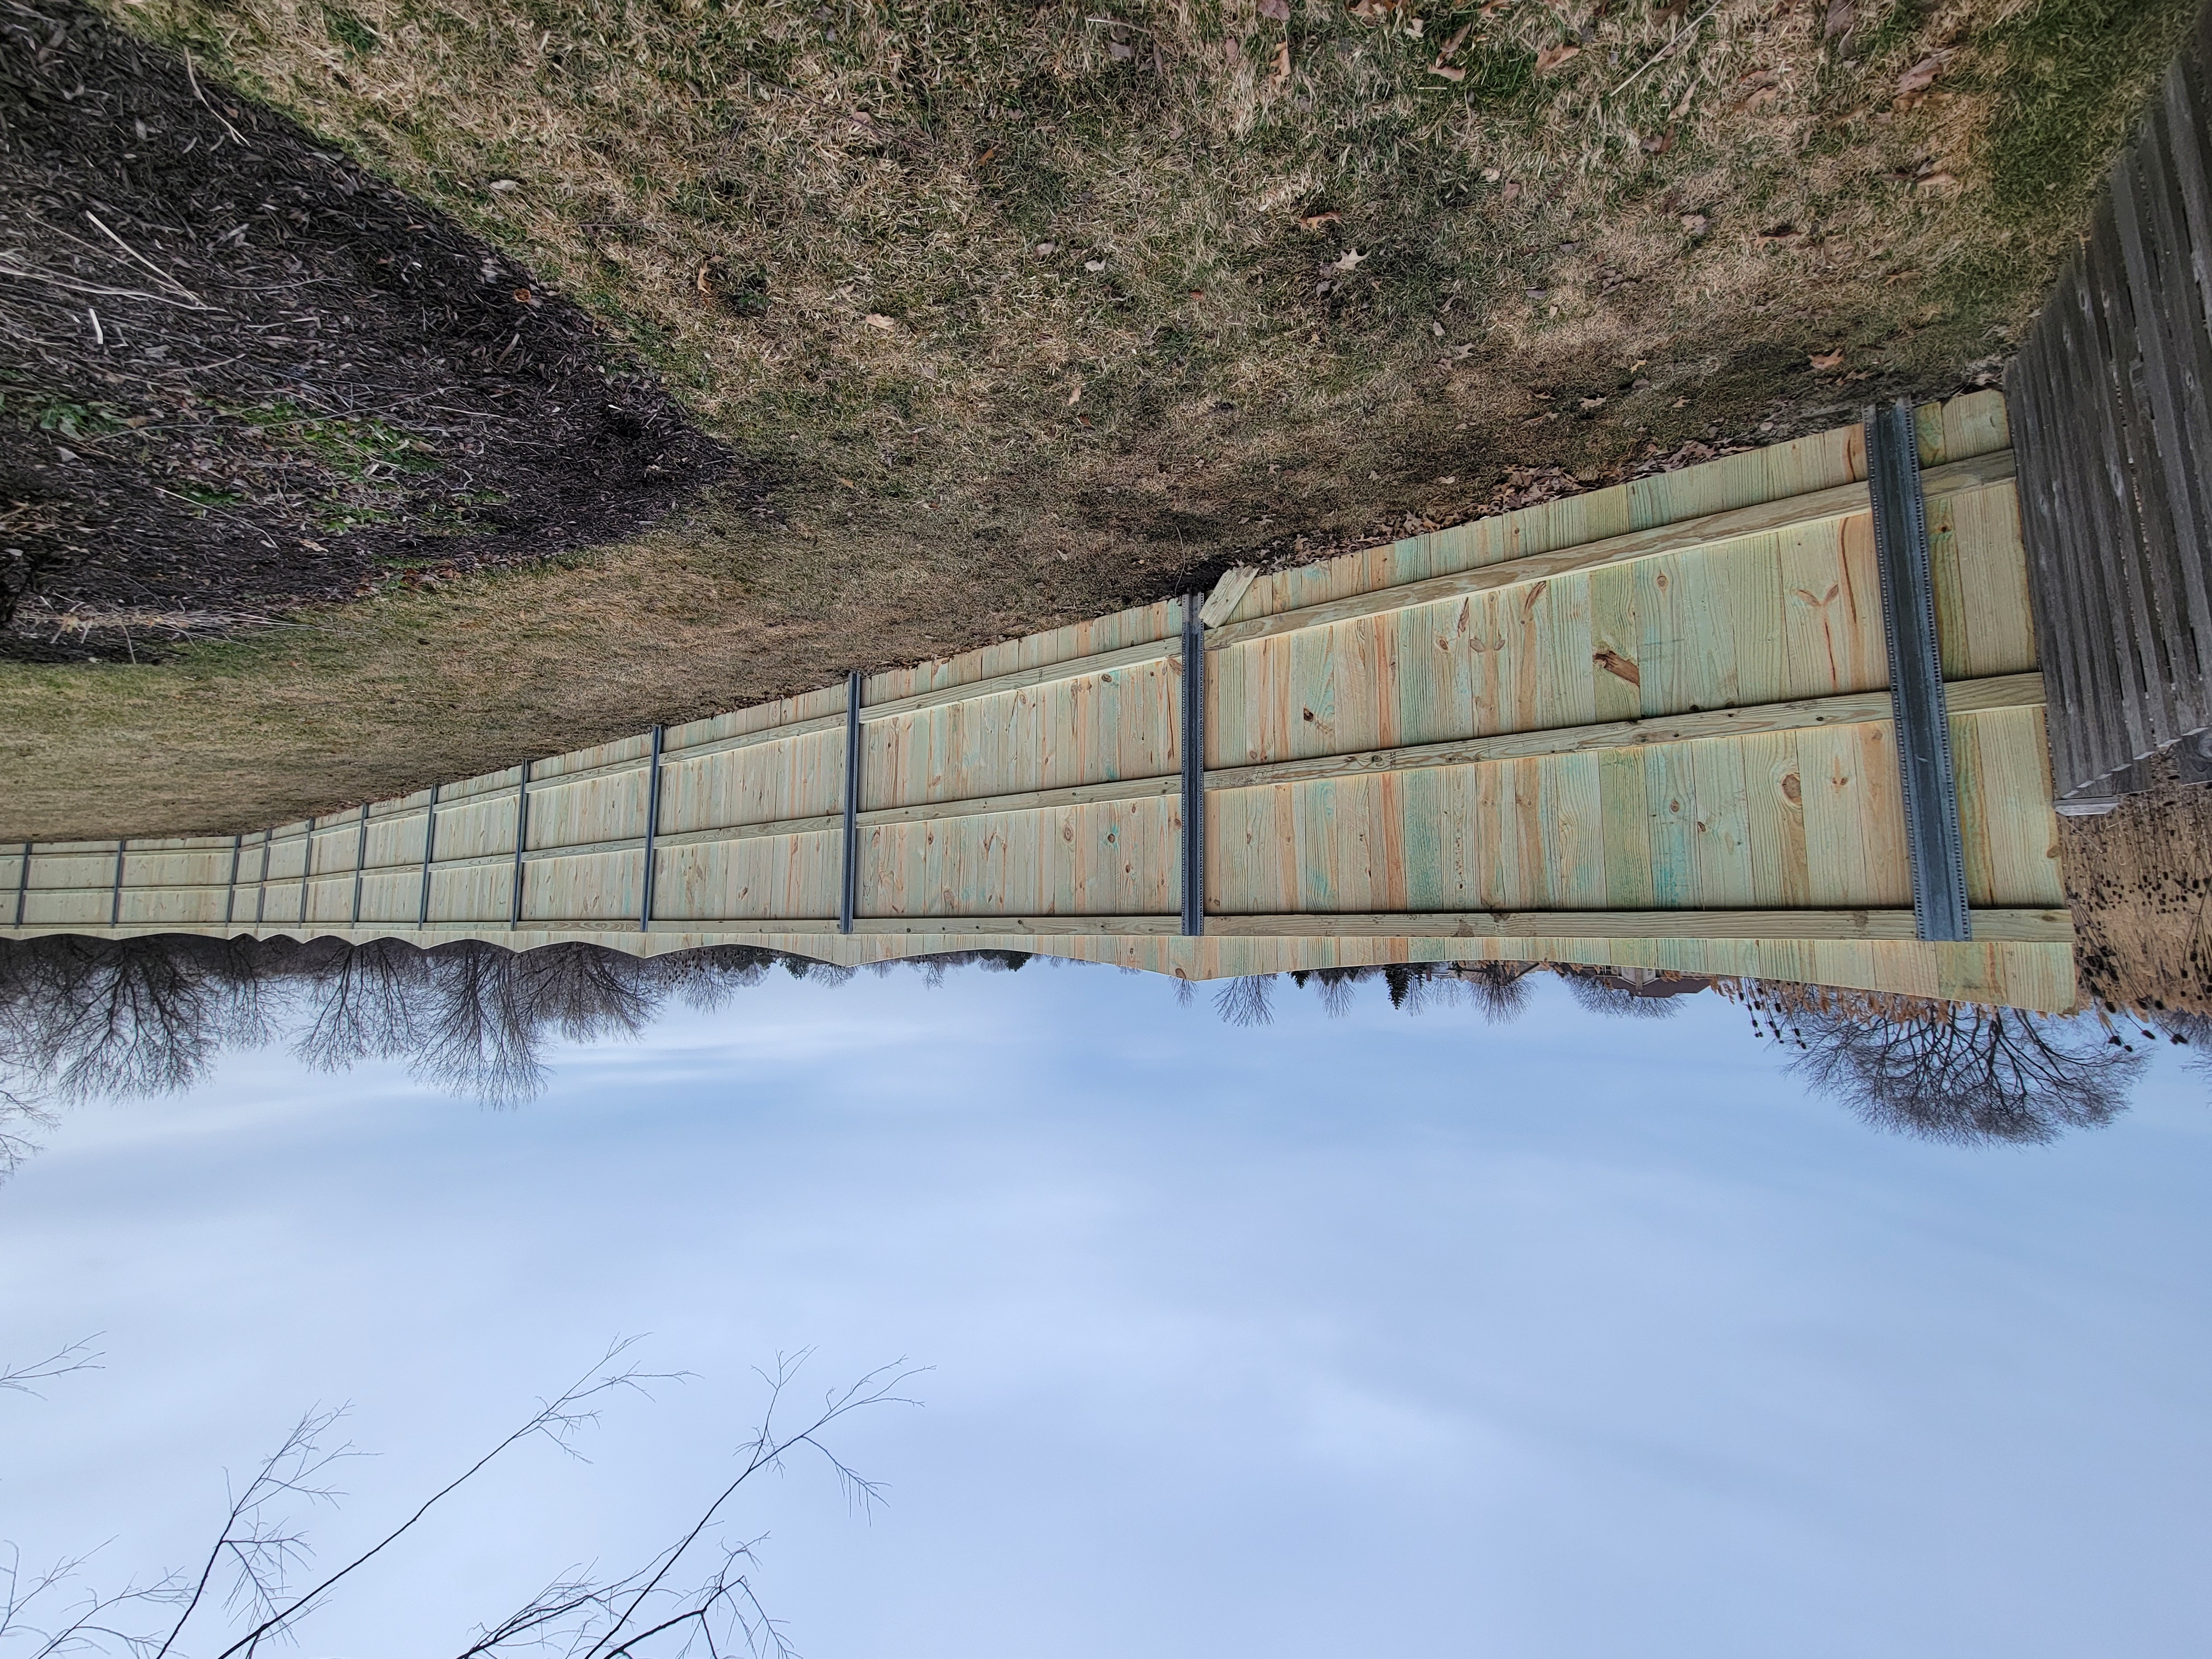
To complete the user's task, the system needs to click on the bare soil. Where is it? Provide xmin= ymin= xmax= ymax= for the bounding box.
xmin=2061 ymin=751 xmax=2212 ymax=1016
xmin=0 ymin=0 xmax=727 ymax=661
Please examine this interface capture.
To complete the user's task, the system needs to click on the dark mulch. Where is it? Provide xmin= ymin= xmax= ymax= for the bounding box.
xmin=2060 ymin=747 xmax=2212 ymax=1016
xmin=0 ymin=0 xmax=729 ymax=661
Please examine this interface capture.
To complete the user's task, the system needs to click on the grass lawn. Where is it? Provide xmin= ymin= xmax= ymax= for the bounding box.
xmin=1 ymin=0 xmax=2198 ymax=839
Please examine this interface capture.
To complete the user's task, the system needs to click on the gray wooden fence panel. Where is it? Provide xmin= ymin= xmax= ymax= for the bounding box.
xmin=2010 ymin=11 xmax=2212 ymax=803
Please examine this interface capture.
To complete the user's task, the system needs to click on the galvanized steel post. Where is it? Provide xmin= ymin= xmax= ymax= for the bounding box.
xmin=417 ymin=783 xmax=440 ymax=928
xmin=1866 ymin=400 xmax=1972 ymax=942
xmin=839 ymin=670 xmax=862 ymax=934
xmin=639 ymin=724 xmax=664 ymax=932
xmin=509 ymin=761 xmax=534 ymax=930
xmin=1180 ymin=594 xmax=1207 ymax=936
xmin=349 ymin=803 xmax=370 ymax=926
xmin=223 ymin=833 xmax=242 ymax=928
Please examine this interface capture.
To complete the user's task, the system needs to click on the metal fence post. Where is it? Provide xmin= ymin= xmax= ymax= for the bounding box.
xmin=417 ymin=783 xmax=440 ymax=928
xmin=349 ymin=803 xmax=370 ymax=927
xmin=109 ymin=838 xmax=127 ymax=928
xmin=640 ymin=725 xmax=664 ymax=932
xmin=1866 ymin=400 xmax=1972 ymax=941
xmin=839 ymin=670 xmax=863 ymax=934
xmin=1181 ymin=594 xmax=1207 ymax=936
xmin=509 ymin=761 xmax=533 ymax=930
xmin=223 ymin=832 xmax=242 ymax=928
xmin=12 ymin=842 xmax=29 ymax=929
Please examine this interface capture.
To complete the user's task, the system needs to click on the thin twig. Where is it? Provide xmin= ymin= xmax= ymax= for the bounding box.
xmin=1609 ymin=2 xmax=1719 ymax=98
xmin=182 ymin=49 xmax=251 ymax=149
xmin=82 ymin=210 xmax=208 ymax=306
xmin=0 ymin=263 xmax=213 ymax=309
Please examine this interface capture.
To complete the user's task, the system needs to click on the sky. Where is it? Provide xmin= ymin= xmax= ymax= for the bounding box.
xmin=1 ymin=962 xmax=2207 ymax=1659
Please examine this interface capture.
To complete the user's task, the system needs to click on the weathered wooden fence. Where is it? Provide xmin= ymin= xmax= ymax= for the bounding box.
xmin=2010 ymin=2 xmax=2212 ymax=808
xmin=2 ymin=393 xmax=2076 ymax=1009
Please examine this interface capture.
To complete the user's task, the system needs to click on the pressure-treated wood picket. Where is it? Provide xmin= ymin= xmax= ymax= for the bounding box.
xmin=1 ymin=393 xmax=2077 ymax=1009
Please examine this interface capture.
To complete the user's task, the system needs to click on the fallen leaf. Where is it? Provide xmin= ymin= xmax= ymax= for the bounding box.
xmin=1084 ymin=258 xmax=1107 ymax=272
xmin=1034 ymin=241 xmax=1058 ymax=256
xmin=1896 ymin=53 xmax=1945 ymax=97
xmin=512 ymin=287 xmax=537 ymax=306
xmin=1299 ymin=210 xmax=1341 ymax=231
xmin=1437 ymin=21 xmax=1472 ymax=59
xmin=1348 ymin=0 xmax=1400 ymax=20
xmin=1333 ymin=247 xmax=1367 ymax=271
xmin=1067 ymin=382 xmax=1082 ymax=405
xmin=865 ymin=313 xmax=895 ymax=329
xmin=1269 ymin=38 xmax=1292 ymax=84
xmin=1259 ymin=0 xmax=1290 ymax=18
xmin=1822 ymin=0 xmax=1854 ymax=37
xmin=1108 ymin=40 xmax=1133 ymax=59
xmin=1405 ymin=17 xmax=1425 ymax=37
xmin=1431 ymin=61 xmax=1465 ymax=80
xmin=1640 ymin=130 xmax=1673 ymax=154
xmin=488 ymin=179 xmax=521 ymax=193
xmin=1579 ymin=394 xmax=1606 ymax=411
xmin=1536 ymin=41 xmax=1580 ymax=72
xmin=1915 ymin=170 xmax=1958 ymax=190
xmin=1808 ymin=347 xmax=1844 ymax=371
xmin=1679 ymin=212 xmax=1708 ymax=235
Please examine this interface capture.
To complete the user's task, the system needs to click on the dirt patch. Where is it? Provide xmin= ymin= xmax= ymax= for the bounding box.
xmin=0 ymin=0 xmax=728 ymax=660
xmin=2061 ymin=749 xmax=2212 ymax=1015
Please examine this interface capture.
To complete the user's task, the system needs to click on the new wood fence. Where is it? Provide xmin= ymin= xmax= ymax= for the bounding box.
xmin=2010 ymin=2 xmax=2212 ymax=806
xmin=2 ymin=393 xmax=2076 ymax=1010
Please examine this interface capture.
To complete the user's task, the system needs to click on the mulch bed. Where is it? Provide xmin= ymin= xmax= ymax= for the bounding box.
xmin=2060 ymin=748 xmax=2212 ymax=1015
xmin=0 ymin=0 xmax=729 ymax=661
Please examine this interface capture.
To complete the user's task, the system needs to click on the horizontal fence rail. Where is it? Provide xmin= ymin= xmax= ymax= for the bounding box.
xmin=3 ymin=393 xmax=2077 ymax=1011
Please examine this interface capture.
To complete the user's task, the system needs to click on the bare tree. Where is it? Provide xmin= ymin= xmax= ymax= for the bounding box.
xmin=1212 ymin=975 xmax=1276 ymax=1028
xmin=0 ymin=1338 xmax=100 ymax=1399
xmin=286 ymin=939 xmax=433 ymax=1074
xmin=1446 ymin=961 xmax=1536 ymax=1024
xmin=1784 ymin=1001 xmax=2142 ymax=1144
xmin=1 ymin=1344 xmax=921 ymax=1659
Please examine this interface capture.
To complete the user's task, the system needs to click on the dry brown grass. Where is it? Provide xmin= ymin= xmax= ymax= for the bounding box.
xmin=2 ymin=0 xmax=2200 ymax=838
xmin=2061 ymin=752 xmax=2212 ymax=1017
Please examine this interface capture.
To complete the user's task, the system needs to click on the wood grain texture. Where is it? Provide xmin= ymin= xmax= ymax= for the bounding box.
xmin=3 ymin=398 xmax=2072 ymax=1009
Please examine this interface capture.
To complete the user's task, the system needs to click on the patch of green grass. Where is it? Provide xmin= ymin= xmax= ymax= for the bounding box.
xmin=323 ymin=4 xmax=377 ymax=55
xmin=1983 ymin=0 xmax=2202 ymax=229
xmin=174 ymin=484 xmax=245 ymax=507
xmin=233 ymin=399 xmax=435 ymax=479
xmin=315 ymin=502 xmax=393 ymax=533
xmin=0 ymin=386 xmax=126 ymax=440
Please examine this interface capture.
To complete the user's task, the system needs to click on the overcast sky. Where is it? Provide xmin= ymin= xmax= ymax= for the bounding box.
xmin=2 ymin=963 xmax=2206 ymax=1659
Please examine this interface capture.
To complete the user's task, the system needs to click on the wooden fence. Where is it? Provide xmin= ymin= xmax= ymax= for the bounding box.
xmin=2 ymin=392 xmax=2076 ymax=1010
xmin=2010 ymin=1 xmax=2212 ymax=808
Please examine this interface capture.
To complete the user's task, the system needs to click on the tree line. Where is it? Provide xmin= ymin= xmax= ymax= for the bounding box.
xmin=0 ymin=934 xmax=2182 ymax=1170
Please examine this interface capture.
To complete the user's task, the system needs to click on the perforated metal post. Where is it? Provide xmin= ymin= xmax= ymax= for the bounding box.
xmin=639 ymin=724 xmax=664 ymax=932
xmin=839 ymin=671 xmax=862 ymax=935
xmin=254 ymin=829 xmax=271 ymax=926
xmin=349 ymin=803 xmax=370 ymax=927
xmin=1180 ymin=595 xmax=1207 ymax=937
xmin=509 ymin=761 xmax=533 ymax=930
xmin=417 ymin=784 xmax=440 ymax=928
xmin=1866 ymin=400 xmax=1972 ymax=942
xmin=223 ymin=833 xmax=242 ymax=928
